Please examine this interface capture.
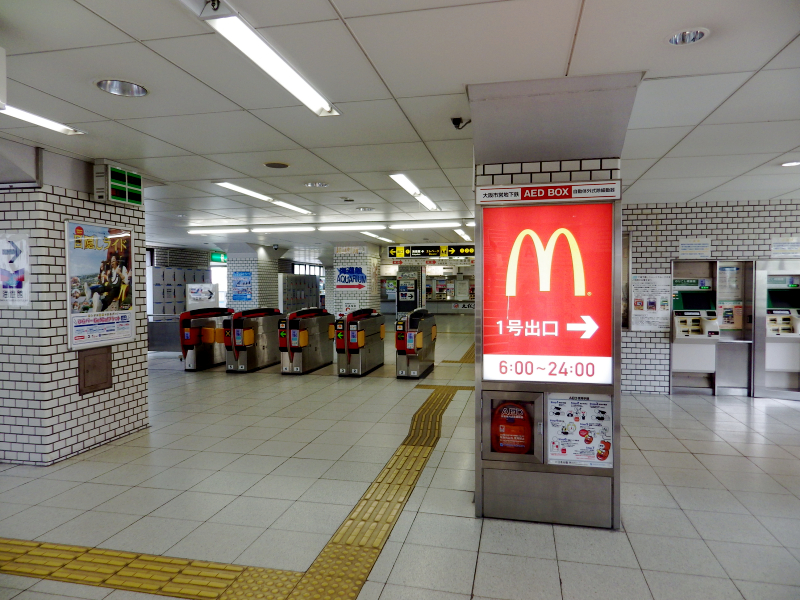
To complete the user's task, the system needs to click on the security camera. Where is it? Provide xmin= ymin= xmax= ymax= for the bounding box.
xmin=272 ymin=244 xmax=279 ymax=250
xmin=451 ymin=117 xmax=471 ymax=130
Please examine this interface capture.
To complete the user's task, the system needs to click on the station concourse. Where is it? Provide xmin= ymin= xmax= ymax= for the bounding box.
xmin=1 ymin=2 xmax=800 ymax=600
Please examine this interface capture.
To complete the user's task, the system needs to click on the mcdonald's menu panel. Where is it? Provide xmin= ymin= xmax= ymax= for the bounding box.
xmin=482 ymin=203 xmax=614 ymax=384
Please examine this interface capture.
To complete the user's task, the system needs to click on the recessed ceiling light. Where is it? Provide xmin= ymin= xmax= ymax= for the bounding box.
xmin=250 ymin=226 xmax=316 ymax=233
xmin=667 ymin=28 xmax=710 ymax=46
xmin=97 ymin=80 xmax=148 ymax=97
xmin=454 ymin=229 xmax=472 ymax=242
xmin=341 ymin=197 xmax=355 ymax=202
xmin=390 ymin=174 xmax=439 ymax=211
xmin=305 ymin=182 xmax=328 ymax=188
xmin=782 ymin=161 xmax=800 ymax=167
xmin=264 ymin=162 xmax=289 ymax=169
xmin=214 ymin=182 xmax=313 ymax=214
xmin=362 ymin=231 xmax=394 ymax=243
xmin=0 ymin=105 xmax=85 ymax=135
xmin=319 ymin=224 xmax=385 ymax=231
xmin=356 ymin=207 xmax=375 ymax=212
xmin=187 ymin=228 xmax=249 ymax=234
xmin=388 ymin=222 xmax=461 ymax=230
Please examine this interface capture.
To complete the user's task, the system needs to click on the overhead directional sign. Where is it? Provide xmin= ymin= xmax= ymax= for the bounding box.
xmin=388 ymin=244 xmax=475 ymax=258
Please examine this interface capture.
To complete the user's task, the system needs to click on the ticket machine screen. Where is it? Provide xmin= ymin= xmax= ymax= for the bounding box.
xmin=681 ymin=292 xmax=715 ymax=311
xmin=768 ymin=289 xmax=800 ymax=309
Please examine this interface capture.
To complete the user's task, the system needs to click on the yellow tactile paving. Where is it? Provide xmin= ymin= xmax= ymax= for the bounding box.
xmin=0 ymin=384 xmax=461 ymax=600
xmin=442 ymin=342 xmax=476 ymax=363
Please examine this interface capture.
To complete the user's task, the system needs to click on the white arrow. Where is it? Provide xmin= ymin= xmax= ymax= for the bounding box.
xmin=566 ymin=316 xmax=599 ymax=339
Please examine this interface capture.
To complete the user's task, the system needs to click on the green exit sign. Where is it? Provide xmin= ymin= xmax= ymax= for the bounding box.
xmin=211 ymin=252 xmax=227 ymax=263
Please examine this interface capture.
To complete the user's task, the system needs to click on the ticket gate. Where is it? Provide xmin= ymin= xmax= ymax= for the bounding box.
xmin=180 ymin=307 xmax=232 ymax=371
xmin=221 ymin=308 xmax=284 ymax=373
xmin=396 ymin=309 xmax=437 ymax=378
xmin=279 ymin=308 xmax=336 ymax=374
xmin=335 ymin=309 xmax=386 ymax=377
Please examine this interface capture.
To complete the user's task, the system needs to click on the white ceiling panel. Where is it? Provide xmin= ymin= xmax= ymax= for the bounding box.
xmin=772 ymin=188 xmax=800 ymax=200
xmin=234 ymin=0 xmax=338 ymax=27
xmin=627 ymin=177 xmax=730 ymax=195
xmin=348 ymin=0 xmax=580 ymax=97
xmin=144 ymin=34 xmax=300 ymax=110
xmin=621 ymin=127 xmax=692 ymax=159
xmin=122 ymin=156 xmax=245 ymax=181
xmin=312 ymin=143 xmax=439 ymax=172
xmin=1 ymin=120 xmax=191 ymax=161
xmin=205 ymin=150 xmax=339 ymax=179
xmin=205 ymin=208 xmax=284 ymax=219
xmin=0 ymin=0 xmax=132 ymax=55
xmin=151 ymin=196 xmax=253 ymax=210
xmin=422 ymin=188 xmax=462 ymax=202
xmin=253 ymin=100 xmax=418 ymax=148
xmin=714 ymin=174 xmax=800 ymax=193
xmin=260 ymin=173 xmax=366 ymax=194
xmin=337 ymin=0 xmax=508 ymax=18
xmin=348 ymin=169 xmax=452 ymax=190
xmin=144 ymin=184 xmax=213 ymax=200
xmin=426 ymin=140 xmax=474 ymax=169
xmin=173 ymin=179 xmax=288 ymax=196
xmin=692 ymin=190 xmax=786 ymax=203
xmin=119 ymin=111 xmax=298 ymax=155
xmin=627 ymin=73 xmax=752 ymax=129
xmin=621 ymin=192 xmax=698 ymax=204
xmin=744 ymin=152 xmax=800 ymax=177
xmin=75 ymin=0 xmax=210 ymax=41
xmin=704 ymin=69 xmax=800 ymax=125
xmin=443 ymin=168 xmax=474 ymax=188
xmin=642 ymin=154 xmax=777 ymax=179
xmin=570 ymin=0 xmax=800 ymax=78
xmin=668 ymin=121 xmax=800 ymax=157
xmin=8 ymin=44 xmax=239 ymax=120
xmin=396 ymin=94 xmax=472 ymax=141
xmin=620 ymin=158 xmax=658 ymax=182
xmin=2 ymin=80 xmax=105 ymax=127
xmin=765 ymin=35 xmax=800 ymax=70
xmin=262 ymin=20 xmax=391 ymax=103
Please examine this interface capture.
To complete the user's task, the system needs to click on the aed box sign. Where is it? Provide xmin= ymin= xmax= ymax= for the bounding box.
xmin=482 ymin=201 xmax=614 ymax=384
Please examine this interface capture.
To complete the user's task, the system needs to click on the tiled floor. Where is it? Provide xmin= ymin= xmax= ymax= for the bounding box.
xmin=1 ymin=316 xmax=800 ymax=599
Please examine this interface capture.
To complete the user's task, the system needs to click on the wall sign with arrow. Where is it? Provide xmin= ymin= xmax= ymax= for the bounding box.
xmin=0 ymin=233 xmax=30 ymax=307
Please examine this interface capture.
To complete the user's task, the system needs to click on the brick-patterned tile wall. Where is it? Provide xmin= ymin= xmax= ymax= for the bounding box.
xmin=150 ymin=247 xmax=209 ymax=269
xmin=331 ymin=246 xmax=381 ymax=317
xmin=0 ymin=188 xmax=148 ymax=465
xmin=226 ymin=251 xmax=280 ymax=313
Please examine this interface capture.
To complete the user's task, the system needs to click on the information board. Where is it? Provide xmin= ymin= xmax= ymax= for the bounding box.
xmin=389 ymin=244 xmax=474 ymax=258
xmin=546 ymin=393 xmax=613 ymax=468
xmin=482 ymin=202 xmax=614 ymax=384
xmin=630 ymin=274 xmax=671 ymax=332
xmin=0 ymin=233 xmax=30 ymax=308
xmin=231 ymin=271 xmax=253 ymax=302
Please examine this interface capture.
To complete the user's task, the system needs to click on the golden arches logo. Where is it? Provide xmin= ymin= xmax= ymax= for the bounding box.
xmin=506 ymin=228 xmax=586 ymax=297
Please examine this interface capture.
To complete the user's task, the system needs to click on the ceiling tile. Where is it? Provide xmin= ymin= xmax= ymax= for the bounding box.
xmin=234 ymin=0 xmax=338 ymax=27
xmin=8 ymin=44 xmax=240 ymax=120
xmin=260 ymin=173 xmax=366 ymax=194
xmin=765 ymin=35 xmax=800 ymax=70
xmin=144 ymin=34 xmax=300 ymax=110
xmin=425 ymin=140 xmax=474 ymax=169
xmin=348 ymin=169 xmax=452 ymax=190
xmin=122 ymin=156 xmax=245 ymax=181
xmin=691 ymin=190 xmax=785 ymax=202
xmin=642 ymin=154 xmax=778 ymax=179
xmin=347 ymin=0 xmax=580 ymax=97
xmin=151 ymin=196 xmax=253 ymax=210
xmin=173 ymin=179 xmax=288 ymax=196
xmin=206 ymin=208 xmax=284 ymax=219
xmin=144 ymin=184 xmax=213 ymax=200
xmin=627 ymin=177 xmax=730 ymax=194
xmin=204 ymin=149 xmax=340 ymax=179
xmin=396 ymin=94 xmax=472 ymax=141
xmin=261 ymin=20 xmax=391 ymax=103
xmin=455 ymin=186 xmax=476 ymax=203
xmin=253 ymin=100 xmax=419 ymax=148
xmin=570 ymin=0 xmax=800 ymax=78
xmin=745 ymin=151 xmax=800 ymax=176
xmin=621 ymin=127 xmax=693 ymax=159
xmin=621 ymin=191 xmax=698 ymax=204
xmin=667 ymin=121 xmax=800 ymax=157
xmin=337 ymin=0 xmax=503 ymax=18
xmin=2 ymin=80 xmax=105 ymax=127
xmin=627 ymin=73 xmax=752 ymax=129
xmin=312 ymin=143 xmax=438 ymax=172
xmin=75 ymin=0 xmax=210 ymax=41
xmin=772 ymin=187 xmax=800 ymax=199
xmin=0 ymin=0 xmax=132 ymax=54
xmin=1 ymin=120 xmax=191 ymax=161
xmin=714 ymin=174 xmax=800 ymax=192
xmin=620 ymin=158 xmax=658 ymax=181
xmin=120 ymin=111 xmax=298 ymax=154
xmin=443 ymin=168 xmax=473 ymax=188
xmin=298 ymin=190 xmax=386 ymax=204
xmin=704 ymin=69 xmax=800 ymax=124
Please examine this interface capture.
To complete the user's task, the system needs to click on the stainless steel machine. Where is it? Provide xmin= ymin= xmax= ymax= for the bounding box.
xmin=754 ymin=260 xmax=800 ymax=400
xmin=395 ymin=308 xmax=436 ymax=378
xmin=279 ymin=308 xmax=335 ymax=374
xmin=222 ymin=307 xmax=284 ymax=373
xmin=335 ymin=308 xmax=386 ymax=376
xmin=179 ymin=307 xmax=232 ymax=371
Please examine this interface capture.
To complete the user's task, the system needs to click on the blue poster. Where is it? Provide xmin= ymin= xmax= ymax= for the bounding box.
xmin=231 ymin=271 xmax=253 ymax=301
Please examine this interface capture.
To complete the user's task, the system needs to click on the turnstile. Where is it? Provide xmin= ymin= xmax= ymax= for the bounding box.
xmin=180 ymin=307 xmax=232 ymax=371
xmin=222 ymin=308 xmax=284 ymax=373
xmin=279 ymin=308 xmax=335 ymax=374
xmin=395 ymin=308 xmax=436 ymax=378
xmin=335 ymin=309 xmax=386 ymax=376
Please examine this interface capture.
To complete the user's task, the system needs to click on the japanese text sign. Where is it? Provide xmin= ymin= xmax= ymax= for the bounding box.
xmin=477 ymin=181 xmax=620 ymax=204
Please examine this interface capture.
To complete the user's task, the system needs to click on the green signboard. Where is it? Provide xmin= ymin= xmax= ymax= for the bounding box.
xmin=108 ymin=167 xmax=143 ymax=206
xmin=210 ymin=252 xmax=227 ymax=264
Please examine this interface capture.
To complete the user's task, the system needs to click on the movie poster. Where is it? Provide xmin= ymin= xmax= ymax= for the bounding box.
xmin=66 ymin=221 xmax=135 ymax=349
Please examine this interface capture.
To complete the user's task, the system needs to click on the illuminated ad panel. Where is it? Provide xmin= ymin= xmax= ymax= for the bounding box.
xmin=482 ymin=202 xmax=613 ymax=384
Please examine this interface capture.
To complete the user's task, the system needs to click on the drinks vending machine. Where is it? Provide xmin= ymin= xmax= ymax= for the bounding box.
xmin=475 ymin=180 xmax=622 ymax=529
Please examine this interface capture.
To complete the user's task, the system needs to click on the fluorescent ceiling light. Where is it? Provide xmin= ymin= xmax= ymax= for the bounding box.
xmin=272 ymin=200 xmax=313 ymax=215
xmin=0 ymin=105 xmax=84 ymax=135
xmin=454 ymin=229 xmax=472 ymax=242
xmin=215 ymin=181 xmax=272 ymax=201
xmin=466 ymin=221 xmax=475 ymax=227
xmin=207 ymin=16 xmax=338 ymax=117
xmin=318 ymin=224 xmax=386 ymax=231
xmin=251 ymin=226 xmax=316 ymax=233
xmin=782 ymin=161 xmax=800 ymax=167
xmin=388 ymin=222 xmax=461 ymax=230
xmin=362 ymin=231 xmax=394 ymax=243
xmin=389 ymin=173 xmax=439 ymax=211
xmin=188 ymin=228 xmax=249 ymax=234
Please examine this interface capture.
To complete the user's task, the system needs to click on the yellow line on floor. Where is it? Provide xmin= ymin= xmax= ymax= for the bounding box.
xmin=442 ymin=342 xmax=476 ymax=363
xmin=0 ymin=385 xmax=462 ymax=600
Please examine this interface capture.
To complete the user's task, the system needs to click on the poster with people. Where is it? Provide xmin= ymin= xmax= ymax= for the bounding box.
xmin=66 ymin=221 xmax=135 ymax=349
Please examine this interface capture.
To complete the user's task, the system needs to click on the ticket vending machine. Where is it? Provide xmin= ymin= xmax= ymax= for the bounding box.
xmin=754 ymin=260 xmax=800 ymax=400
xmin=475 ymin=181 xmax=622 ymax=529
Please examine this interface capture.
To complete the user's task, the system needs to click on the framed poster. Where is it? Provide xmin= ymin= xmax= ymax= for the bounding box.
xmin=546 ymin=393 xmax=613 ymax=468
xmin=630 ymin=274 xmax=671 ymax=332
xmin=231 ymin=271 xmax=253 ymax=302
xmin=0 ymin=233 xmax=30 ymax=307
xmin=66 ymin=221 xmax=135 ymax=350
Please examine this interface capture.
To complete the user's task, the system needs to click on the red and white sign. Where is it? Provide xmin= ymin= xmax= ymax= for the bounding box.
xmin=477 ymin=181 xmax=620 ymax=204
xmin=482 ymin=202 xmax=614 ymax=384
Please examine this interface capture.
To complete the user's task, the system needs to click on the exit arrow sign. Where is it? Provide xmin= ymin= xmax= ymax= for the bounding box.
xmin=279 ymin=331 xmax=287 ymax=338
xmin=337 ymin=332 xmax=344 ymax=339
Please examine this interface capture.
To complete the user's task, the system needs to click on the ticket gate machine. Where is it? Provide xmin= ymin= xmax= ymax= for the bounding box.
xmin=396 ymin=309 xmax=437 ymax=378
xmin=180 ymin=307 xmax=233 ymax=371
xmin=222 ymin=308 xmax=284 ymax=373
xmin=335 ymin=309 xmax=386 ymax=377
xmin=279 ymin=308 xmax=335 ymax=374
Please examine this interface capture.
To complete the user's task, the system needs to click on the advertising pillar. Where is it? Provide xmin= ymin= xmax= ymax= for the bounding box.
xmin=475 ymin=181 xmax=622 ymax=529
